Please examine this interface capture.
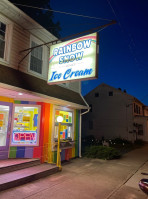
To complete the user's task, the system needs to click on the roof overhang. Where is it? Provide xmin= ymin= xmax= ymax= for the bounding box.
xmin=0 ymin=83 xmax=88 ymax=110
xmin=0 ymin=64 xmax=88 ymax=110
xmin=0 ymin=0 xmax=57 ymax=45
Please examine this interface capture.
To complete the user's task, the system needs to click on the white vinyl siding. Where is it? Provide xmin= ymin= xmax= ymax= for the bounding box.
xmin=9 ymin=24 xmax=30 ymax=70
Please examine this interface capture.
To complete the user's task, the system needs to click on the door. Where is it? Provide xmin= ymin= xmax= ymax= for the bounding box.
xmin=0 ymin=102 xmax=12 ymax=159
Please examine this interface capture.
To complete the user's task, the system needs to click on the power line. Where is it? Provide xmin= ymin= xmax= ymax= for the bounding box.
xmin=107 ymin=0 xmax=147 ymax=104
xmin=107 ymin=0 xmax=140 ymax=69
xmin=140 ymin=94 xmax=148 ymax=102
xmin=14 ymin=3 xmax=112 ymax=21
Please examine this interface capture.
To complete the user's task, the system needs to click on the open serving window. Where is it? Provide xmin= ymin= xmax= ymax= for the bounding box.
xmin=0 ymin=105 xmax=10 ymax=146
xmin=54 ymin=109 xmax=74 ymax=149
xmin=11 ymin=105 xmax=40 ymax=146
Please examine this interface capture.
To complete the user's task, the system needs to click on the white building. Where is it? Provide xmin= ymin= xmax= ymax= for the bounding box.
xmin=82 ymin=83 xmax=148 ymax=142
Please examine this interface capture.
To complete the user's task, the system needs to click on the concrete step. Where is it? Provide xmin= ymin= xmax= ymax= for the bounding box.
xmin=0 ymin=163 xmax=59 ymax=192
xmin=0 ymin=159 xmax=41 ymax=174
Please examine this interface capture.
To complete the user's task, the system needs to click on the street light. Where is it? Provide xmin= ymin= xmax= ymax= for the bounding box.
xmin=57 ymin=116 xmax=63 ymax=170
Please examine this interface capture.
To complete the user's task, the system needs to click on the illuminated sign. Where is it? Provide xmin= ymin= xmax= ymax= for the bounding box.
xmin=12 ymin=131 xmax=37 ymax=144
xmin=48 ymin=32 xmax=98 ymax=84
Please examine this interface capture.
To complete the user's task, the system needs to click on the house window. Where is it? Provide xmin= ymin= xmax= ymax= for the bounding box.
xmin=138 ymin=107 xmax=141 ymax=114
xmin=134 ymin=103 xmax=136 ymax=113
xmin=30 ymin=41 xmax=43 ymax=74
xmin=134 ymin=103 xmax=141 ymax=114
xmin=138 ymin=124 xmax=143 ymax=135
xmin=109 ymin=91 xmax=113 ymax=96
xmin=95 ymin=92 xmax=99 ymax=97
xmin=0 ymin=22 xmax=6 ymax=59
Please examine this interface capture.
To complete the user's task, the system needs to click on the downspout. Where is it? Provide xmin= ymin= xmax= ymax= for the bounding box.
xmin=79 ymin=93 xmax=90 ymax=158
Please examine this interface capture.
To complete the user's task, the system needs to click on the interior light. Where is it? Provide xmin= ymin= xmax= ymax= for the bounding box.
xmin=57 ymin=116 xmax=63 ymax=123
xmin=18 ymin=93 xmax=23 ymax=95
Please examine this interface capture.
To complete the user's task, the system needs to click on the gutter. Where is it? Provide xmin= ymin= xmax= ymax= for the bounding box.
xmin=79 ymin=93 xmax=90 ymax=157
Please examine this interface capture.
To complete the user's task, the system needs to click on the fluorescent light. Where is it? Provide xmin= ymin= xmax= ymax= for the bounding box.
xmin=18 ymin=93 xmax=23 ymax=95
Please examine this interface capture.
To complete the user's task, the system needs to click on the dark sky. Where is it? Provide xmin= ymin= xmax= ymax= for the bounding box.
xmin=50 ymin=0 xmax=148 ymax=104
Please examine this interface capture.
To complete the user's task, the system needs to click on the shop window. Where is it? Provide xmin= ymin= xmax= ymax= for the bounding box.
xmin=0 ymin=105 xmax=9 ymax=146
xmin=54 ymin=110 xmax=73 ymax=141
xmin=11 ymin=105 xmax=40 ymax=146
xmin=30 ymin=41 xmax=43 ymax=74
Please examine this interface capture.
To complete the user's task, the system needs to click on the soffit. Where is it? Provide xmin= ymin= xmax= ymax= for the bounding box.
xmin=0 ymin=64 xmax=88 ymax=109
xmin=0 ymin=0 xmax=57 ymax=44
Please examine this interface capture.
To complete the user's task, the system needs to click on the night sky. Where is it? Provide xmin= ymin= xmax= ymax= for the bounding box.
xmin=50 ymin=0 xmax=148 ymax=104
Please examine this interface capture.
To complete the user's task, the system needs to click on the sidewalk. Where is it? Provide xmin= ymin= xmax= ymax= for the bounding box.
xmin=0 ymin=145 xmax=148 ymax=199
xmin=107 ymin=144 xmax=148 ymax=199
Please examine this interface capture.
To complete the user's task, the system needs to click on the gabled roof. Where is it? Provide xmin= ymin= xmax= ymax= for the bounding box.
xmin=0 ymin=64 xmax=88 ymax=109
xmin=85 ymin=83 xmax=144 ymax=106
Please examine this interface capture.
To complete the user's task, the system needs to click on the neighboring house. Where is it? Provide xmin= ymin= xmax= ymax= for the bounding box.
xmin=0 ymin=0 xmax=88 ymax=161
xmin=82 ymin=83 xmax=148 ymax=142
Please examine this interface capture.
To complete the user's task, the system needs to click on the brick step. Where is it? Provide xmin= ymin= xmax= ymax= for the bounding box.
xmin=0 ymin=163 xmax=59 ymax=192
xmin=0 ymin=159 xmax=40 ymax=174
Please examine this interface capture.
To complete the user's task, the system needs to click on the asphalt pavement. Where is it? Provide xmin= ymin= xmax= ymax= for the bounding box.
xmin=1 ymin=145 xmax=148 ymax=199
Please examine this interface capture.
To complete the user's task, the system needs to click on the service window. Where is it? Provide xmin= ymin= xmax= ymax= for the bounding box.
xmin=11 ymin=105 xmax=40 ymax=146
xmin=54 ymin=110 xmax=73 ymax=141
xmin=0 ymin=105 xmax=9 ymax=146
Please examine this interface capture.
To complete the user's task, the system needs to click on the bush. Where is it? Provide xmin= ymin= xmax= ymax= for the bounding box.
xmin=84 ymin=145 xmax=121 ymax=160
xmin=110 ymin=138 xmax=131 ymax=145
xmin=82 ymin=135 xmax=100 ymax=146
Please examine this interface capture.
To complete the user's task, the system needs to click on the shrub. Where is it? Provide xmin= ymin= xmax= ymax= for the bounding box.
xmin=82 ymin=135 xmax=100 ymax=146
xmin=84 ymin=145 xmax=121 ymax=160
xmin=111 ymin=138 xmax=131 ymax=145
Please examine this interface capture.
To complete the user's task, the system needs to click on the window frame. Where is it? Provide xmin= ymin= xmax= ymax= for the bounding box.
xmin=52 ymin=105 xmax=74 ymax=150
xmin=0 ymin=14 xmax=13 ymax=65
xmin=28 ymin=35 xmax=47 ymax=78
xmin=10 ymin=104 xmax=41 ymax=147
xmin=138 ymin=124 xmax=144 ymax=135
xmin=95 ymin=92 xmax=99 ymax=97
xmin=109 ymin=91 xmax=113 ymax=96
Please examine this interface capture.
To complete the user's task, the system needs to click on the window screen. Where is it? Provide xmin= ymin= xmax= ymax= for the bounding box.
xmin=30 ymin=41 xmax=43 ymax=74
xmin=0 ymin=22 xmax=6 ymax=58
